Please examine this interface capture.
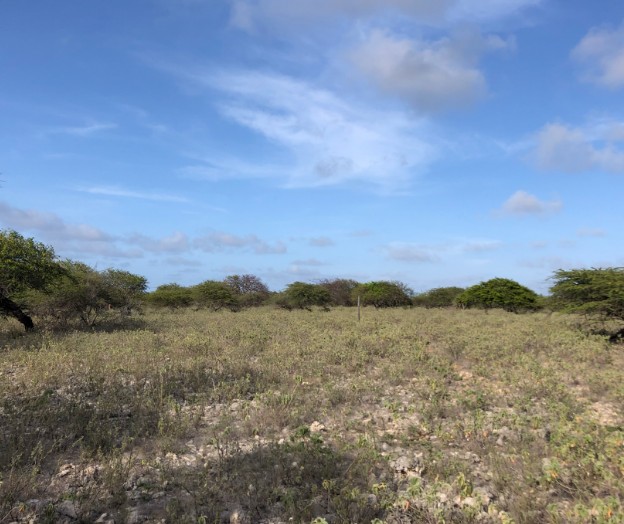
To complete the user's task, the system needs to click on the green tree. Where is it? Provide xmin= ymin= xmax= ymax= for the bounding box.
xmin=281 ymin=282 xmax=331 ymax=310
xmin=456 ymin=278 xmax=540 ymax=313
xmin=147 ymin=283 xmax=194 ymax=310
xmin=103 ymin=269 xmax=148 ymax=315
xmin=353 ymin=281 xmax=412 ymax=308
xmin=0 ymin=230 xmax=64 ymax=330
xmin=412 ymin=286 xmax=465 ymax=308
xmin=550 ymin=267 xmax=624 ymax=340
xmin=193 ymin=280 xmax=239 ymax=311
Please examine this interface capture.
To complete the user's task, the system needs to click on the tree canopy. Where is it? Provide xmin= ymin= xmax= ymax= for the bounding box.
xmin=412 ymin=286 xmax=465 ymax=308
xmin=0 ymin=230 xmax=64 ymax=329
xmin=456 ymin=278 xmax=540 ymax=313
xmin=354 ymin=281 xmax=412 ymax=308
xmin=550 ymin=268 xmax=624 ymax=327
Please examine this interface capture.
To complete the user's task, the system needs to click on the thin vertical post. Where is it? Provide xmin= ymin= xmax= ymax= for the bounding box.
xmin=357 ymin=295 xmax=361 ymax=322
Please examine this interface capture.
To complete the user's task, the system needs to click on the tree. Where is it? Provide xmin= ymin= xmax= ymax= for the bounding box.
xmin=103 ymin=269 xmax=148 ymax=315
xmin=412 ymin=287 xmax=465 ymax=308
xmin=317 ymin=278 xmax=360 ymax=306
xmin=0 ymin=230 xmax=64 ymax=330
xmin=281 ymin=282 xmax=331 ymax=310
xmin=550 ymin=268 xmax=624 ymax=340
xmin=353 ymin=281 xmax=412 ymax=308
xmin=193 ymin=280 xmax=239 ymax=311
xmin=456 ymin=278 xmax=540 ymax=313
xmin=224 ymin=274 xmax=270 ymax=307
xmin=147 ymin=284 xmax=193 ymax=310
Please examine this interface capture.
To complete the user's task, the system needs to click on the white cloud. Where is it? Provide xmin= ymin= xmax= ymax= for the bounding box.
xmin=533 ymin=121 xmax=624 ymax=173
xmin=194 ymin=231 xmax=287 ymax=254
xmin=499 ymin=190 xmax=562 ymax=216
xmin=48 ymin=122 xmax=117 ymax=137
xmin=384 ymin=238 xmax=501 ymax=262
xmin=349 ymin=30 xmax=492 ymax=112
xmin=309 ymin=236 xmax=334 ymax=247
xmin=572 ymin=21 xmax=624 ymax=89
xmin=186 ymin=69 xmax=434 ymax=189
xmin=229 ymin=0 xmax=451 ymax=31
xmin=229 ymin=0 xmax=541 ymax=30
xmin=577 ymin=227 xmax=606 ymax=238
xmin=129 ymin=232 xmax=190 ymax=253
xmin=80 ymin=186 xmax=189 ymax=203
xmin=0 ymin=201 xmax=142 ymax=259
xmin=291 ymin=258 xmax=325 ymax=266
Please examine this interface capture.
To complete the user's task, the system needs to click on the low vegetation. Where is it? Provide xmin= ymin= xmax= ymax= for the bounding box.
xmin=1 ymin=306 xmax=623 ymax=523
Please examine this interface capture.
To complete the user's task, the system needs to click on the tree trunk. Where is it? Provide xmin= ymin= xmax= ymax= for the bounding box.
xmin=0 ymin=295 xmax=34 ymax=331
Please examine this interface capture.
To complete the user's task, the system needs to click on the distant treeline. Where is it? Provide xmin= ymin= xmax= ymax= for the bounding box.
xmin=3 ymin=229 xmax=624 ymax=340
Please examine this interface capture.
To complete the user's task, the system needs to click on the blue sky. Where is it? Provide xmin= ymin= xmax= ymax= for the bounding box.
xmin=1 ymin=0 xmax=623 ymax=293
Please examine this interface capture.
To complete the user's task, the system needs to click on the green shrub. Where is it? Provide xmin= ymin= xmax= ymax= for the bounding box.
xmin=147 ymin=284 xmax=194 ymax=310
xmin=193 ymin=280 xmax=240 ymax=311
xmin=413 ymin=287 xmax=465 ymax=308
xmin=353 ymin=281 xmax=412 ymax=308
xmin=456 ymin=278 xmax=540 ymax=313
xmin=281 ymin=282 xmax=331 ymax=310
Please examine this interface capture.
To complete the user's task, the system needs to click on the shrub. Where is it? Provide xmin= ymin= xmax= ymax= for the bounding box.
xmin=224 ymin=274 xmax=270 ymax=307
xmin=456 ymin=278 xmax=540 ymax=313
xmin=282 ymin=282 xmax=331 ymax=310
xmin=317 ymin=279 xmax=360 ymax=306
xmin=0 ymin=229 xmax=64 ymax=330
xmin=193 ymin=280 xmax=239 ymax=311
xmin=353 ymin=281 xmax=412 ymax=308
xmin=550 ymin=267 xmax=624 ymax=340
xmin=147 ymin=284 xmax=194 ymax=310
xmin=412 ymin=287 xmax=465 ymax=308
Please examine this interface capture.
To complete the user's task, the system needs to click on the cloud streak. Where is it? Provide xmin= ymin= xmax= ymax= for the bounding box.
xmin=80 ymin=186 xmax=189 ymax=203
xmin=384 ymin=238 xmax=501 ymax=262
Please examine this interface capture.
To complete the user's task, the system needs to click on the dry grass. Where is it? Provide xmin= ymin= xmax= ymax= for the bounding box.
xmin=1 ymin=307 xmax=623 ymax=523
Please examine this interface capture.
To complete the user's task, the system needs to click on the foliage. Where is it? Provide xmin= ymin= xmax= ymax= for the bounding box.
xmin=1 ymin=307 xmax=624 ymax=522
xmin=318 ymin=278 xmax=360 ymax=306
xmin=456 ymin=278 xmax=540 ymax=313
xmin=224 ymin=274 xmax=270 ymax=307
xmin=281 ymin=282 xmax=331 ymax=310
xmin=353 ymin=281 xmax=412 ymax=308
xmin=102 ymin=269 xmax=148 ymax=315
xmin=412 ymin=286 xmax=465 ymax=308
xmin=0 ymin=230 xmax=64 ymax=329
xmin=147 ymin=284 xmax=194 ymax=310
xmin=549 ymin=268 xmax=624 ymax=320
xmin=193 ymin=280 xmax=239 ymax=311
xmin=28 ymin=262 xmax=147 ymax=327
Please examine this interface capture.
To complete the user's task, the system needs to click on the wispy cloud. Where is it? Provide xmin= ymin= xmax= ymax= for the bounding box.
xmin=384 ymin=238 xmax=501 ymax=262
xmin=229 ymin=0 xmax=542 ymax=31
xmin=572 ymin=20 xmax=624 ymax=89
xmin=577 ymin=227 xmax=606 ymax=238
xmin=79 ymin=185 xmax=189 ymax=203
xmin=309 ymin=236 xmax=334 ymax=247
xmin=161 ymin=66 xmax=435 ymax=190
xmin=194 ymin=231 xmax=287 ymax=254
xmin=0 ymin=201 xmax=141 ymax=259
xmin=48 ymin=121 xmax=117 ymax=137
xmin=128 ymin=232 xmax=190 ymax=253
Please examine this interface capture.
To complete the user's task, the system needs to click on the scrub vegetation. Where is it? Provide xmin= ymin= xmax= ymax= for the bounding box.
xmin=2 ymin=230 xmax=624 ymax=523
xmin=1 ymin=307 xmax=623 ymax=523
